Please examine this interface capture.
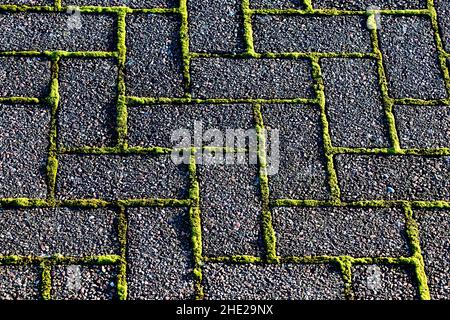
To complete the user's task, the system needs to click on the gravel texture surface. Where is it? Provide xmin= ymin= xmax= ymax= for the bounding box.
xmin=313 ymin=0 xmax=426 ymax=9
xmin=435 ymin=0 xmax=450 ymax=52
xmin=250 ymin=0 xmax=303 ymax=8
xmin=62 ymin=0 xmax=177 ymax=7
xmin=0 ymin=266 xmax=41 ymax=300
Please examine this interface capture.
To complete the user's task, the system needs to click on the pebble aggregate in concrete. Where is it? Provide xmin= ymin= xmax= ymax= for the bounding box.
xmin=321 ymin=58 xmax=389 ymax=148
xmin=252 ymin=15 xmax=372 ymax=53
xmin=0 ymin=266 xmax=40 ymax=300
xmin=272 ymin=207 xmax=410 ymax=257
xmin=435 ymin=0 xmax=450 ymax=52
xmin=335 ymin=155 xmax=450 ymax=201
xmin=191 ymin=58 xmax=314 ymax=99
xmin=0 ymin=207 xmax=119 ymax=256
xmin=127 ymin=207 xmax=195 ymax=299
xmin=250 ymin=0 xmax=303 ymax=8
xmin=62 ymin=0 xmax=177 ymax=7
xmin=203 ymin=263 xmax=344 ymax=299
xmin=313 ymin=0 xmax=426 ymax=9
xmin=0 ymin=0 xmax=52 ymax=4
xmin=0 ymin=104 xmax=49 ymax=198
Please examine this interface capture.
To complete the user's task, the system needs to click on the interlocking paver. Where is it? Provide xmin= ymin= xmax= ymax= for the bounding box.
xmin=313 ymin=0 xmax=426 ymax=9
xmin=62 ymin=0 xmax=177 ymax=7
xmin=435 ymin=0 xmax=450 ymax=52
xmin=0 ymin=266 xmax=40 ymax=300
xmin=250 ymin=0 xmax=303 ymax=8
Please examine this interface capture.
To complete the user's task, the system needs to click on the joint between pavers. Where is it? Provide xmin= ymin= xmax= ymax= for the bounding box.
xmin=40 ymin=262 xmax=52 ymax=300
xmin=117 ymin=205 xmax=128 ymax=300
xmin=242 ymin=0 xmax=256 ymax=56
xmin=116 ymin=9 xmax=128 ymax=150
xmin=179 ymin=0 xmax=191 ymax=98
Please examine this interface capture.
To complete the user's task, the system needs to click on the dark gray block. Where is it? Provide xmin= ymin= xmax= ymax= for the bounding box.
xmin=261 ymin=104 xmax=330 ymax=200
xmin=313 ymin=0 xmax=426 ymax=9
xmin=352 ymin=265 xmax=418 ymax=300
xmin=250 ymin=0 xmax=303 ymax=8
xmin=0 ymin=57 xmax=51 ymax=97
xmin=321 ymin=58 xmax=389 ymax=147
xmin=252 ymin=15 xmax=372 ymax=53
xmin=62 ymin=0 xmax=177 ymax=7
xmin=0 ymin=12 xmax=115 ymax=51
xmin=0 ymin=266 xmax=40 ymax=300
xmin=435 ymin=0 xmax=450 ymax=52
xmin=198 ymin=164 xmax=262 ymax=257
xmin=52 ymin=265 xmax=117 ymax=300
xmin=188 ymin=0 xmax=245 ymax=53
xmin=395 ymin=105 xmax=450 ymax=148
xmin=272 ymin=207 xmax=409 ymax=257
xmin=335 ymin=155 xmax=450 ymax=201
xmin=58 ymin=58 xmax=117 ymax=148
xmin=191 ymin=58 xmax=314 ymax=99
xmin=416 ymin=209 xmax=450 ymax=300
xmin=379 ymin=15 xmax=447 ymax=99
xmin=0 ymin=105 xmax=49 ymax=198
xmin=0 ymin=0 xmax=52 ymax=4
xmin=0 ymin=207 xmax=119 ymax=256
xmin=203 ymin=263 xmax=344 ymax=299
xmin=128 ymin=104 xmax=255 ymax=148
xmin=127 ymin=207 xmax=195 ymax=299
xmin=126 ymin=14 xmax=184 ymax=97
xmin=56 ymin=154 xmax=189 ymax=200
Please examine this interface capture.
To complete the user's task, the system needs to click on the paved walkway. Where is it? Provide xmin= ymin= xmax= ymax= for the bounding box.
xmin=0 ymin=0 xmax=449 ymax=300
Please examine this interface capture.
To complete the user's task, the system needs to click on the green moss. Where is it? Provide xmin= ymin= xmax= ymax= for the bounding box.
xmin=40 ymin=262 xmax=52 ymax=300
xmin=179 ymin=0 xmax=191 ymax=96
xmin=242 ymin=0 xmax=256 ymax=56
xmin=117 ymin=205 xmax=128 ymax=300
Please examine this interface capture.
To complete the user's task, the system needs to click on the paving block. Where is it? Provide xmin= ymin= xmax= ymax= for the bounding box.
xmin=435 ymin=0 xmax=450 ymax=52
xmin=335 ymin=155 xmax=450 ymax=201
xmin=56 ymin=154 xmax=189 ymax=200
xmin=321 ymin=58 xmax=388 ymax=147
xmin=203 ymin=263 xmax=344 ymax=299
xmin=52 ymin=265 xmax=117 ymax=300
xmin=62 ymin=0 xmax=177 ymax=7
xmin=191 ymin=58 xmax=314 ymax=99
xmin=0 ymin=207 xmax=119 ymax=256
xmin=378 ymin=15 xmax=447 ymax=99
xmin=0 ymin=0 xmax=52 ymax=4
xmin=313 ymin=0 xmax=426 ymax=9
xmin=127 ymin=207 xmax=195 ymax=299
xmin=250 ymin=0 xmax=304 ymax=8
xmin=394 ymin=105 xmax=450 ymax=148
xmin=0 ymin=104 xmax=49 ymax=198
xmin=0 ymin=266 xmax=41 ymax=300
xmin=188 ymin=0 xmax=245 ymax=53
xmin=58 ymin=58 xmax=117 ymax=148
xmin=126 ymin=14 xmax=184 ymax=97
xmin=272 ymin=207 xmax=409 ymax=257
xmin=252 ymin=15 xmax=372 ymax=53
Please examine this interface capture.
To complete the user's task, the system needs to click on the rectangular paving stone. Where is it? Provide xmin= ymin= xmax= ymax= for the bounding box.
xmin=62 ymin=0 xmax=177 ymax=7
xmin=321 ymin=58 xmax=389 ymax=147
xmin=128 ymin=104 xmax=255 ymax=148
xmin=379 ymin=15 xmax=447 ymax=99
xmin=0 ymin=13 xmax=115 ymax=51
xmin=435 ymin=0 xmax=450 ymax=52
xmin=0 ymin=266 xmax=40 ymax=300
xmin=0 ymin=57 xmax=51 ymax=97
xmin=250 ymin=0 xmax=304 ymax=8
xmin=272 ymin=207 xmax=409 ymax=257
xmin=416 ymin=209 xmax=450 ymax=300
xmin=0 ymin=207 xmax=119 ymax=256
xmin=335 ymin=155 xmax=450 ymax=201
xmin=203 ymin=263 xmax=344 ymax=299
xmin=198 ymin=164 xmax=262 ymax=257
xmin=394 ymin=105 xmax=450 ymax=148
xmin=252 ymin=15 xmax=372 ymax=53
xmin=52 ymin=265 xmax=117 ymax=300
xmin=58 ymin=58 xmax=117 ymax=148
xmin=0 ymin=104 xmax=49 ymax=198
xmin=56 ymin=154 xmax=189 ymax=200
xmin=261 ymin=104 xmax=330 ymax=200
xmin=352 ymin=265 xmax=418 ymax=300
xmin=127 ymin=207 xmax=194 ymax=299
xmin=0 ymin=0 xmax=52 ymax=5
xmin=188 ymin=0 xmax=245 ymax=53
xmin=126 ymin=14 xmax=184 ymax=97
xmin=313 ymin=0 xmax=426 ymax=9
xmin=191 ymin=58 xmax=314 ymax=99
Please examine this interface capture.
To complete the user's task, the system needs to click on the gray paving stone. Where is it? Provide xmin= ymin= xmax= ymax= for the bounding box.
xmin=321 ymin=58 xmax=389 ymax=147
xmin=0 ymin=207 xmax=119 ymax=256
xmin=394 ymin=105 xmax=450 ymax=149
xmin=252 ymin=15 xmax=372 ymax=53
xmin=52 ymin=265 xmax=117 ymax=300
xmin=313 ymin=0 xmax=426 ymax=9
xmin=126 ymin=14 xmax=184 ymax=97
xmin=0 ymin=104 xmax=49 ymax=198
xmin=379 ymin=15 xmax=447 ymax=99
xmin=188 ymin=0 xmax=245 ymax=53
xmin=435 ymin=0 xmax=450 ymax=52
xmin=127 ymin=207 xmax=195 ymax=299
xmin=56 ymin=154 xmax=189 ymax=200
xmin=0 ymin=57 xmax=51 ymax=97
xmin=0 ymin=12 xmax=115 ymax=51
xmin=0 ymin=266 xmax=40 ymax=300
xmin=416 ymin=209 xmax=450 ymax=300
xmin=62 ymin=0 xmax=177 ymax=7
xmin=261 ymin=104 xmax=330 ymax=200
xmin=191 ymin=58 xmax=314 ymax=99
xmin=0 ymin=0 xmax=51 ymax=5
xmin=250 ymin=0 xmax=303 ymax=8
xmin=272 ymin=207 xmax=409 ymax=257
xmin=198 ymin=164 xmax=262 ymax=257
xmin=58 ymin=58 xmax=117 ymax=148
xmin=203 ymin=263 xmax=344 ymax=299
xmin=352 ymin=265 xmax=418 ymax=300
xmin=128 ymin=104 xmax=255 ymax=148
xmin=335 ymin=155 xmax=450 ymax=201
